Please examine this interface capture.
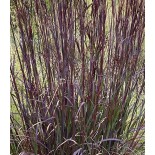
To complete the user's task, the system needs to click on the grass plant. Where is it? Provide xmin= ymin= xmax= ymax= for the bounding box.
xmin=10 ymin=0 xmax=145 ymax=154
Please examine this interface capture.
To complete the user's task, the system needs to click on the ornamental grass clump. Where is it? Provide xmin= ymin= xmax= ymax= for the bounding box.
xmin=10 ymin=0 xmax=145 ymax=154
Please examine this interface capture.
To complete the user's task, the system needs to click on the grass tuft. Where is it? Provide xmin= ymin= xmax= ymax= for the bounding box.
xmin=11 ymin=0 xmax=145 ymax=154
